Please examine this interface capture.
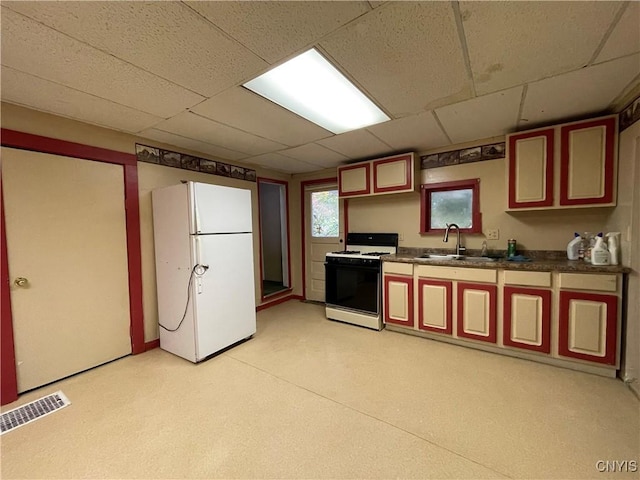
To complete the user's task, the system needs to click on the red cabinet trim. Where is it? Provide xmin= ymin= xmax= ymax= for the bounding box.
xmin=383 ymin=275 xmax=414 ymax=327
xmin=417 ymin=278 xmax=452 ymax=334
xmin=558 ymin=290 xmax=618 ymax=365
xmin=456 ymin=282 xmax=497 ymax=343
xmin=508 ymin=128 xmax=555 ymax=209
xmin=559 ymin=117 xmax=616 ymax=206
xmin=338 ymin=163 xmax=371 ymax=197
xmin=503 ymin=286 xmax=551 ymax=354
xmin=372 ymin=154 xmax=412 ymax=194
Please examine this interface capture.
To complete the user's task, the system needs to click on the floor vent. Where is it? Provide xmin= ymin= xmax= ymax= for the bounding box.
xmin=1 ymin=391 xmax=71 ymax=435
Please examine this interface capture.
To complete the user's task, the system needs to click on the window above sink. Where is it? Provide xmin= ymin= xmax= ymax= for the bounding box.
xmin=419 ymin=179 xmax=482 ymax=234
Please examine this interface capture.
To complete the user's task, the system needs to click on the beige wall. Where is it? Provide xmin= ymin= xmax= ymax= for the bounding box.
xmin=1 ymin=103 xmax=292 ymax=343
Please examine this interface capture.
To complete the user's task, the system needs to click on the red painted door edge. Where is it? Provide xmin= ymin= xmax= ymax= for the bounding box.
xmin=0 ymin=130 xmax=146 ymax=405
xmin=0 ymin=177 xmax=19 ymax=405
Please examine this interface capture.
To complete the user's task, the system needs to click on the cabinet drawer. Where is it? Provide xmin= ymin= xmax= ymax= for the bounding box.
xmin=504 ymin=271 xmax=551 ymax=287
xmin=558 ymin=273 xmax=617 ymax=292
xmin=415 ymin=265 xmax=496 ymax=283
xmin=383 ymin=262 xmax=413 ymax=276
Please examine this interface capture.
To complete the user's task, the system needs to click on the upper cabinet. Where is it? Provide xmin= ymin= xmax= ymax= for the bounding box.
xmin=506 ymin=115 xmax=617 ymax=210
xmin=338 ymin=152 xmax=416 ymax=198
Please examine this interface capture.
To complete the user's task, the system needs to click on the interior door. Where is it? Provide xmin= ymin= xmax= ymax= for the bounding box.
xmin=304 ymin=183 xmax=344 ymax=302
xmin=2 ymin=147 xmax=131 ymax=392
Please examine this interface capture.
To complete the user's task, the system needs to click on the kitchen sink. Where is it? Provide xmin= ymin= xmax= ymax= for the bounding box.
xmin=415 ymin=254 xmax=498 ymax=262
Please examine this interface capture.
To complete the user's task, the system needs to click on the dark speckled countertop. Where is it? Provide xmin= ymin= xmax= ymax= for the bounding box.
xmin=384 ymin=253 xmax=631 ymax=274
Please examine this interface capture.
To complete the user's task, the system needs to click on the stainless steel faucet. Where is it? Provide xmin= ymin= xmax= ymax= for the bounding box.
xmin=444 ymin=223 xmax=465 ymax=256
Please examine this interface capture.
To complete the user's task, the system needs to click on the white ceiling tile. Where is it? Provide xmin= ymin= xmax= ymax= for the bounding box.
xmin=1 ymin=67 xmax=163 ymax=134
xmin=0 ymin=7 xmax=203 ymax=118
xmin=153 ymin=112 xmax=287 ymax=156
xmin=435 ymin=87 xmax=523 ymax=144
xmin=2 ymin=1 xmax=268 ymax=97
xmin=521 ymin=54 xmax=640 ymax=126
xmin=316 ymin=129 xmax=392 ymax=159
xmin=320 ymin=2 xmax=471 ymax=117
xmin=185 ymin=1 xmax=370 ymax=64
xmin=244 ymin=152 xmax=319 ymax=174
xmin=137 ymin=129 xmax=248 ymax=162
xmin=366 ymin=111 xmax=451 ymax=153
xmin=190 ymin=88 xmax=332 ymax=146
xmin=462 ymin=1 xmax=623 ymax=95
xmin=595 ymin=3 xmax=640 ymax=63
xmin=279 ymin=143 xmax=348 ymax=168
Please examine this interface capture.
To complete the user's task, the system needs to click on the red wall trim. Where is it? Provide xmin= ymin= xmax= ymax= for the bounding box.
xmin=1 ymin=129 xmax=137 ymax=166
xmin=558 ymin=290 xmax=617 ymax=365
xmin=256 ymin=177 xmax=292 ymax=301
xmin=299 ymin=177 xmax=338 ymax=301
xmin=338 ymin=163 xmax=371 ymax=197
xmin=508 ymin=128 xmax=555 ymax=209
xmin=417 ymin=278 xmax=452 ymax=334
xmin=456 ymin=282 xmax=497 ymax=343
xmin=256 ymin=294 xmax=303 ymax=312
xmin=559 ymin=117 xmax=616 ymax=206
xmin=0 ymin=178 xmax=19 ymax=406
xmin=420 ymin=179 xmax=482 ymax=234
xmin=1 ymin=129 xmax=146 ymax=404
xmin=372 ymin=154 xmax=413 ymax=194
xmin=144 ymin=339 xmax=160 ymax=352
xmin=383 ymin=275 xmax=414 ymax=327
xmin=503 ymin=286 xmax=551 ymax=354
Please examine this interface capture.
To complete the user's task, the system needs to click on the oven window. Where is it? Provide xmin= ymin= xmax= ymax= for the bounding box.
xmin=325 ymin=263 xmax=379 ymax=314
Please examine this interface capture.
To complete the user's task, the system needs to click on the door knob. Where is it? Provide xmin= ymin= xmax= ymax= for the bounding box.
xmin=14 ymin=277 xmax=29 ymax=287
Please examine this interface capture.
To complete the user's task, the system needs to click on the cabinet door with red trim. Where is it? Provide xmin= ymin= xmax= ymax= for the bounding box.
xmin=559 ymin=116 xmax=617 ymax=206
xmin=558 ymin=290 xmax=618 ymax=365
xmin=372 ymin=153 xmax=415 ymax=195
xmin=507 ymin=128 xmax=555 ymax=209
xmin=456 ymin=282 xmax=497 ymax=343
xmin=503 ymin=286 xmax=551 ymax=353
xmin=383 ymin=274 xmax=414 ymax=327
xmin=338 ymin=163 xmax=371 ymax=197
xmin=417 ymin=278 xmax=452 ymax=334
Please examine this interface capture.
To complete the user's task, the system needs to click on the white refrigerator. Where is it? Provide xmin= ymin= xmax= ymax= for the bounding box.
xmin=152 ymin=181 xmax=257 ymax=362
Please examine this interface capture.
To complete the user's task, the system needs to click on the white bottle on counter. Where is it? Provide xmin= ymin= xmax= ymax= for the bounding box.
xmin=591 ymin=235 xmax=610 ymax=265
xmin=606 ymin=232 xmax=620 ymax=265
xmin=567 ymin=233 xmax=582 ymax=260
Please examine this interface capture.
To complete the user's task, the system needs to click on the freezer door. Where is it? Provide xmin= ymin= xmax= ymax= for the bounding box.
xmin=190 ymin=182 xmax=253 ymax=234
xmin=192 ymin=233 xmax=257 ymax=359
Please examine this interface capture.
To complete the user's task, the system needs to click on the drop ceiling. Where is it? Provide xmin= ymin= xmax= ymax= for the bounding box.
xmin=1 ymin=1 xmax=639 ymax=174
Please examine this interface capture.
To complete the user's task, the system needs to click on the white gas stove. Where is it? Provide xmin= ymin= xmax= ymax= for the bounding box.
xmin=325 ymin=233 xmax=398 ymax=330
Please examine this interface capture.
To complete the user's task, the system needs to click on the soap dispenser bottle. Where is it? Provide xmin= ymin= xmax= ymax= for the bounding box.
xmin=591 ymin=233 xmax=610 ymax=266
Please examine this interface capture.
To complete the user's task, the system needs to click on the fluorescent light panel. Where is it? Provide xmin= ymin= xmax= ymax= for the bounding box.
xmin=243 ymin=49 xmax=390 ymax=134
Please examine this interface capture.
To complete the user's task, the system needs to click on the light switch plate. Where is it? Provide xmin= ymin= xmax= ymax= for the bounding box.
xmin=486 ymin=229 xmax=499 ymax=240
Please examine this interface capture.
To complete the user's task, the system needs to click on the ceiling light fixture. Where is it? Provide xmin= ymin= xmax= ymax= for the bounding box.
xmin=243 ymin=49 xmax=390 ymax=135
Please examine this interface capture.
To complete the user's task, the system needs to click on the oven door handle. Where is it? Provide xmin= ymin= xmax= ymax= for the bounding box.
xmin=324 ymin=263 xmax=380 ymax=272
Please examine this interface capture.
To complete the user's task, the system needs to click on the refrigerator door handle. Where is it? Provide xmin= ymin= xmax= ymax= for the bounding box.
xmin=195 ymin=236 xmax=202 ymax=266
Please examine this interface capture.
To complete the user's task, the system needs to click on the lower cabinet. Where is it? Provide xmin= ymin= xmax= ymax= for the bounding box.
xmin=456 ymin=282 xmax=497 ymax=343
xmin=383 ymin=274 xmax=414 ymax=327
xmin=416 ymin=278 xmax=452 ymax=334
xmin=503 ymin=286 xmax=552 ymax=354
xmin=558 ymin=290 xmax=618 ymax=365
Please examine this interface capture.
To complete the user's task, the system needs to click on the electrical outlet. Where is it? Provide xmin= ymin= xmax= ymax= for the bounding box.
xmin=486 ymin=229 xmax=499 ymax=240
xmin=399 ymin=233 xmax=405 ymax=241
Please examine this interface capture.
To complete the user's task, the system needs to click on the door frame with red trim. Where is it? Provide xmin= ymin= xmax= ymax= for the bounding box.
xmin=1 ymin=129 xmax=145 ymax=405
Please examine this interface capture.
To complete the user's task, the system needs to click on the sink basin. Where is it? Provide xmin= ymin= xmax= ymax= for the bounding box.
xmin=415 ymin=254 xmax=498 ymax=262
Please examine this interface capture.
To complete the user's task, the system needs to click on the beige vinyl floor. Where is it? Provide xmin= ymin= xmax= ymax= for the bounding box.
xmin=1 ymin=300 xmax=638 ymax=479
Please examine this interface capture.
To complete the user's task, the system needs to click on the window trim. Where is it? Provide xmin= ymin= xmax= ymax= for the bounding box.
xmin=420 ymin=179 xmax=482 ymax=234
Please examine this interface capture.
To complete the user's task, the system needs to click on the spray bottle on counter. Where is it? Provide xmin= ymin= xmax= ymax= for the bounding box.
xmin=606 ymin=232 xmax=621 ymax=265
xmin=567 ymin=233 xmax=582 ymax=260
xmin=590 ymin=233 xmax=610 ymax=266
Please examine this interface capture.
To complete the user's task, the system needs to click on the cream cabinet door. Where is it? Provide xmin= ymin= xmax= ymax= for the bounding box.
xmin=503 ymin=286 xmax=551 ymax=353
xmin=558 ymin=290 xmax=618 ymax=365
xmin=507 ymin=129 xmax=554 ymax=209
xmin=372 ymin=153 xmax=414 ymax=195
xmin=417 ymin=278 xmax=452 ymax=334
xmin=338 ymin=163 xmax=370 ymax=197
xmin=456 ymin=282 xmax=497 ymax=343
xmin=383 ymin=275 xmax=413 ymax=327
